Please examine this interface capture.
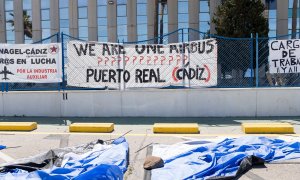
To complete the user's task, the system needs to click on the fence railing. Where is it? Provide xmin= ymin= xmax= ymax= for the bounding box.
xmin=2 ymin=28 xmax=300 ymax=92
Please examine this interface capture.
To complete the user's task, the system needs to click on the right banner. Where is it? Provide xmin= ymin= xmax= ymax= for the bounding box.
xmin=269 ymin=39 xmax=300 ymax=73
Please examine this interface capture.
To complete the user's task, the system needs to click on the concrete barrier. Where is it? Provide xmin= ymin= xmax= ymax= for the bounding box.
xmin=0 ymin=93 xmax=3 ymax=116
xmin=153 ymin=123 xmax=199 ymax=134
xmin=0 ymin=122 xmax=37 ymax=131
xmin=1 ymin=88 xmax=300 ymax=117
xmin=69 ymin=123 xmax=114 ymax=133
xmin=62 ymin=91 xmax=122 ymax=117
xmin=242 ymin=123 xmax=294 ymax=134
xmin=2 ymin=91 xmax=60 ymax=117
xmin=256 ymin=89 xmax=300 ymax=116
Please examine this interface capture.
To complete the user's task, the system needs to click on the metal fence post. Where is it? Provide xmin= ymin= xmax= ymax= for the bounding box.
xmin=256 ymin=33 xmax=259 ymax=87
xmin=61 ymin=32 xmax=65 ymax=90
xmin=122 ymin=39 xmax=125 ymax=91
xmin=117 ymin=39 xmax=121 ymax=90
xmin=181 ymin=29 xmax=185 ymax=87
xmin=123 ymin=40 xmax=126 ymax=91
xmin=250 ymin=33 xmax=254 ymax=87
xmin=56 ymin=32 xmax=60 ymax=43
xmin=187 ymin=28 xmax=191 ymax=88
xmin=187 ymin=28 xmax=190 ymax=42
xmin=57 ymin=33 xmax=61 ymax=91
xmin=5 ymin=83 xmax=8 ymax=92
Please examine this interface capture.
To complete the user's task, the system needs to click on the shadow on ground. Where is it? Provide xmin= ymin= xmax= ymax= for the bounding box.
xmin=0 ymin=116 xmax=300 ymax=126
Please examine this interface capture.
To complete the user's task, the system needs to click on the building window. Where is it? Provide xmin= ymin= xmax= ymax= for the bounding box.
xmin=41 ymin=0 xmax=50 ymax=39
xmin=267 ymin=0 xmax=277 ymax=37
xmin=117 ymin=0 xmax=127 ymax=42
xmin=5 ymin=0 xmax=14 ymax=43
xmin=178 ymin=0 xmax=188 ymax=42
xmin=199 ymin=0 xmax=210 ymax=34
xmin=78 ymin=0 xmax=88 ymax=40
xmin=60 ymin=0 xmax=69 ymax=35
xmin=288 ymin=0 xmax=299 ymax=38
xmin=4 ymin=0 xmax=33 ymax=43
xmin=137 ymin=0 xmax=147 ymax=41
xmin=97 ymin=0 xmax=107 ymax=42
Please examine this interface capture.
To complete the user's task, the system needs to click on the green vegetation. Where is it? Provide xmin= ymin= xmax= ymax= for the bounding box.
xmin=7 ymin=10 xmax=32 ymax=39
xmin=213 ymin=0 xmax=268 ymax=38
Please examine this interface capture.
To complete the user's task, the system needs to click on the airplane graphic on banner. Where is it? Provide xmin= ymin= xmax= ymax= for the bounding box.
xmin=0 ymin=66 xmax=14 ymax=80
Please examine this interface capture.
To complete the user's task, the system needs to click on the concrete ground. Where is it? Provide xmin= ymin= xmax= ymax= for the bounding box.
xmin=0 ymin=116 xmax=300 ymax=180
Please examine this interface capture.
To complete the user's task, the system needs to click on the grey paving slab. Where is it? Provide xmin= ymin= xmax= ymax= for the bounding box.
xmin=240 ymin=163 xmax=300 ymax=180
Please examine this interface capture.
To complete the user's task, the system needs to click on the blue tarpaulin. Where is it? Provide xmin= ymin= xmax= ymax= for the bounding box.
xmin=0 ymin=146 xmax=5 ymax=150
xmin=0 ymin=137 xmax=128 ymax=180
xmin=151 ymin=136 xmax=300 ymax=180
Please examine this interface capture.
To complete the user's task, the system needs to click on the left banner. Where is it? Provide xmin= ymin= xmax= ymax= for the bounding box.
xmin=0 ymin=43 xmax=62 ymax=83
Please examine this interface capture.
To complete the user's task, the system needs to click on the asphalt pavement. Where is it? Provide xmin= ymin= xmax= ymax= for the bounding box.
xmin=0 ymin=116 xmax=300 ymax=180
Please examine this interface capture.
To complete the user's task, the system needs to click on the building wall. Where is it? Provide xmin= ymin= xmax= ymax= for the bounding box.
xmin=0 ymin=0 xmax=290 ymax=43
xmin=1 ymin=88 xmax=300 ymax=117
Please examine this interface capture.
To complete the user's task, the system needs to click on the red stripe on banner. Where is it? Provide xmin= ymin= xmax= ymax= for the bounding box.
xmin=172 ymin=67 xmax=179 ymax=82
xmin=204 ymin=64 xmax=210 ymax=82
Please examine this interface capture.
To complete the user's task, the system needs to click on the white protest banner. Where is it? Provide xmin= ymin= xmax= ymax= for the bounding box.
xmin=269 ymin=39 xmax=300 ymax=73
xmin=0 ymin=43 xmax=62 ymax=82
xmin=67 ymin=39 xmax=217 ymax=88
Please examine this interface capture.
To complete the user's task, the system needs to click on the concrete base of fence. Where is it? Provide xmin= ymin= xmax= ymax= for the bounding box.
xmin=0 ymin=88 xmax=300 ymax=117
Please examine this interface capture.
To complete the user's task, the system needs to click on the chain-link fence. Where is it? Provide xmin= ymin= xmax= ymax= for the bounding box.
xmin=188 ymin=28 xmax=254 ymax=88
xmin=2 ymin=29 xmax=300 ymax=92
xmin=124 ymin=29 xmax=183 ymax=45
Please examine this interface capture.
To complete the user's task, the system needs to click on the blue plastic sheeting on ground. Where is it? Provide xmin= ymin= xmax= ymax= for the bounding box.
xmin=0 ymin=145 xmax=5 ymax=150
xmin=0 ymin=137 xmax=128 ymax=180
xmin=151 ymin=136 xmax=300 ymax=180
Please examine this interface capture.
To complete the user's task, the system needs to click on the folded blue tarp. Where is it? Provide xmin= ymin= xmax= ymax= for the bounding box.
xmin=0 ymin=137 xmax=128 ymax=180
xmin=151 ymin=136 xmax=300 ymax=180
